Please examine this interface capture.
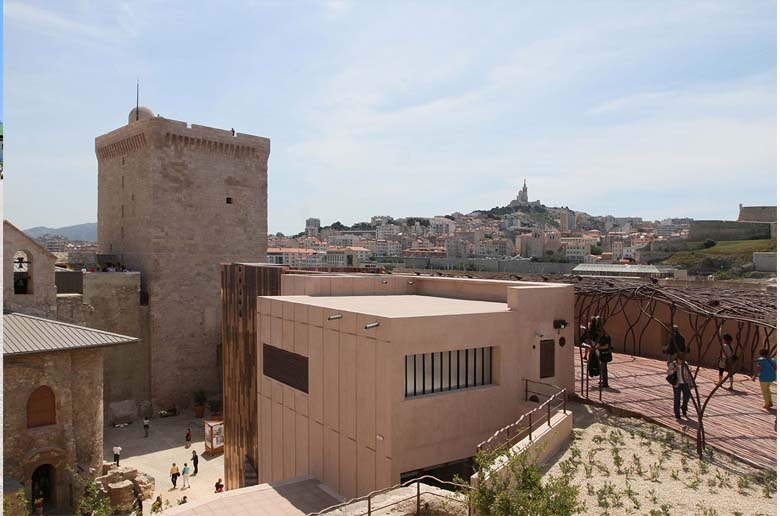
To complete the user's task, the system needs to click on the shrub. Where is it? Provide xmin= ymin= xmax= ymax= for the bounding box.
xmin=702 ymin=239 xmax=716 ymax=249
xmin=462 ymin=449 xmax=584 ymax=515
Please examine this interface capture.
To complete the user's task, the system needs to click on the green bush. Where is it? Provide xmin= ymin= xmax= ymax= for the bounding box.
xmin=702 ymin=239 xmax=716 ymax=249
xmin=460 ymin=449 xmax=583 ymax=516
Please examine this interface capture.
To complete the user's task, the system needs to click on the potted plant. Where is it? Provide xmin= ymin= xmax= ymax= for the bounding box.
xmin=34 ymin=497 xmax=44 ymax=515
xmin=193 ymin=390 xmax=207 ymax=418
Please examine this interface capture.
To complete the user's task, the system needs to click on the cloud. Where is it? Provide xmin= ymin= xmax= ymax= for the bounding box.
xmin=5 ymin=1 xmax=109 ymax=39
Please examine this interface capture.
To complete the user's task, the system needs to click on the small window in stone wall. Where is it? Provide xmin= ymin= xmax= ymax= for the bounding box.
xmin=13 ymin=250 xmax=32 ymax=295
xmin=226 ymin=197 xmax=233 ymax=204
xmin=27 ymin=386 xmax=56 ymax=428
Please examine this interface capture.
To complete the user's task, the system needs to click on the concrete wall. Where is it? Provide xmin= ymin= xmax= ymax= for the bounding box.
xmin=753 ymin=252 xmax=777 ymax=272
xmin=3 ymin=349 xmax=104 ymax=513
xmin=689 ymin=220 xmax=771 ymax=241
xmin=255 ymin=274 xmax=575 ymax=500
xmin=3 ymin=221 xmax=58 ymax=319
xmin=470 ymin=411 xmax=573 ymax=488
xmin=96 ymin=114 xmax=270 ymax=410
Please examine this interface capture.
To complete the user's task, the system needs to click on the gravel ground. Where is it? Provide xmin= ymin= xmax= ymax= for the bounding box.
xmin=543 ymin=402 xmax=777 ymax=516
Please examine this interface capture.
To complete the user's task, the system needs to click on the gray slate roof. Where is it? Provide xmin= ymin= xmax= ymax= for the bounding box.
xmin=3 ymin=312 xmax=139 ymax=356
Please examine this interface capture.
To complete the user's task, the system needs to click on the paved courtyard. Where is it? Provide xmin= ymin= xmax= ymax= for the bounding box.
xmin=103 ymin=413 xmax=224 ymax=514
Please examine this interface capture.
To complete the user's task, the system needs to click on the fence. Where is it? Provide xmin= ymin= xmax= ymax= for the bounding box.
xmin=476 ymin=380 xmax=567 ymax=455
xmin=308 ymin=475 xmax=471 ymax=516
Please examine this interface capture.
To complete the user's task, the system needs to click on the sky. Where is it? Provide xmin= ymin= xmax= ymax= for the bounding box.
xmin=4 ymin=0 xmax=777 ymax=235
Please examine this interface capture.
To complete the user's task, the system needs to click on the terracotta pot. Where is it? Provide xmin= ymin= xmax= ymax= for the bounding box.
xmin=194 ymin=405 xmax=205 ymax=418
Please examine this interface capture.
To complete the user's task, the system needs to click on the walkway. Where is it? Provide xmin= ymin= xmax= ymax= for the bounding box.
xmin=103 ymin=413 xmax=224 ymax=514
xmin=573 ymin=348 xmax=777 ymax=470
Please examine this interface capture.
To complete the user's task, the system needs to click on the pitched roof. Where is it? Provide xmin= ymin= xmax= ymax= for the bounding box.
xmin=3 ymin=312 xmax=139 ymax=356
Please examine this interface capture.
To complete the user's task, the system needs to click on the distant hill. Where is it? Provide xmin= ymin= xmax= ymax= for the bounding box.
xmin=24 ymin=222 xmax=97 ymax=242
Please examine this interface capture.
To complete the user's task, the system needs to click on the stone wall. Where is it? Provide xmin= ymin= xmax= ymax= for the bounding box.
xmin=3 ymin=348 xmax=104 ymax=513
xmin=753 ymin=252 xmax=777 ymax=272
xmin=689 ymin=220 xmax=771 ymax=241
xmin=82 ymin=273 xmax=150 ymax=421
xmin=3 ymin=221 xmax=58 ymax=318
xmin=738 ymin=206 xmax=776 ymax=223
xmin=96 ymin=114 xmax=269 ymax=410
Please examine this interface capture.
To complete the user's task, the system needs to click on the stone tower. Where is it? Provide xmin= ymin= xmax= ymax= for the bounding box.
xmin=517 ymin=178 xmax=528 ymax=204
xmin=96 ymin=106 xmax=269 ymax=409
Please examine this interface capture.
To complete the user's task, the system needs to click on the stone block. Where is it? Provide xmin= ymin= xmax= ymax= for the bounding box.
xmin=107 ymin=479 xmax=134 ymax=508
xmin=109 ymin=400 xmax=138 ymax=424
xmin=132 ymin=472 xmax=155 ymax=500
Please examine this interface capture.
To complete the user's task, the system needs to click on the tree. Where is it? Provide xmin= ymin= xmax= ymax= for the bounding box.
xmin=460 ymin=449 xmax=583 ymax=516
xmin=3 ymin=489 xmax=29 ymax=516
xmin=464 ymin=262 xmax=478 ymax=271
xmin=590 ymin=246 xmax=603 ymax=255
xmin=78 ymin=479 xmax=112 ymax=516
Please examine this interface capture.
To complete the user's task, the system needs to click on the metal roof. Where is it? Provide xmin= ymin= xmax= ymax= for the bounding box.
xmin=3 ymin=312 xmax=139 ymax=356
xmin=573 ymin=263 xmax=666 ymax=273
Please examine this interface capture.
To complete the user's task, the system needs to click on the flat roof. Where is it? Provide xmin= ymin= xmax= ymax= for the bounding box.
xmin=265 ymin=294 xmax=510 ymax=318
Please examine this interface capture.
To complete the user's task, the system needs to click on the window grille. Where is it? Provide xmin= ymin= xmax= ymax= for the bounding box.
xmin=405 ymin=347 xmax=493 ymax=398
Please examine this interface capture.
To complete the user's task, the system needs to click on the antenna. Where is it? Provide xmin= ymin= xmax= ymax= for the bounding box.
xmin=136 ymin=76 xmax=140 ymax=121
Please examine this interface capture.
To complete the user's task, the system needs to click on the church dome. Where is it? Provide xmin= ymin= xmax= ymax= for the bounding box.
xmin=128 ymin=106 xmax=155 ymax=124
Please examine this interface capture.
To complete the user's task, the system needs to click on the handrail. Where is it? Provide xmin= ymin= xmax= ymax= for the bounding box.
xmin=307 ymin=474 xmax=472 ymax=516
xmin=477 ymin=381 xmax=567 ymax=455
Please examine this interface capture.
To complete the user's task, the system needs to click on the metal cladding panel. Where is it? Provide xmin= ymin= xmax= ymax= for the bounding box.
xmin=3 ymin=312 xmax=139 ymax=356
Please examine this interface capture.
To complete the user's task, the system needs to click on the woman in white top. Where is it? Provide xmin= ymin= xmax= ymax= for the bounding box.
xmin=718 ymin=334 xmax=736 ymax=390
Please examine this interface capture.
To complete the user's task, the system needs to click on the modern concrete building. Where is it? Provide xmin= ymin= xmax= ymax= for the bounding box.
xmin=96 ymin=106 xmax=270 ymax=410
xmin=249 ymin=273 xmax=574 ymax=500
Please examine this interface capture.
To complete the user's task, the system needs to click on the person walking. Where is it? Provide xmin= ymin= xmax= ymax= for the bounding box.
xmin=191 ymin=450 xmax=199 ymax=475
xmin=181 ymin=463 xmax=191 ymax=488
xmin=143 ymin=417 xmax=150 ymax=438
xmin=668 ymin=356 xmax=694 ymax=419
xmin=751 ymin=348 xmax=776 ymax=410
xmin=596 ymin=331 xmax=613 ymax=388
xmin=185 ymin=428 xmax=192 ymax=448
xmin=718 ymin=334 xmax=737 ymax=390
xmin=170 ymin=463 xmax=180 ymax=489
xmin=112 ymin=445 xmax=122 ymax=467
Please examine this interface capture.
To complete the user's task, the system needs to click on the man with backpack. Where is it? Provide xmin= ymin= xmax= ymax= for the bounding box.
xmin=752 ymin=348 xmax=776 ymax=410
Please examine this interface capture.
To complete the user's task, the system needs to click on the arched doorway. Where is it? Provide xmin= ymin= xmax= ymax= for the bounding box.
xmin=31 ymin=464 xmax=55 ymax=511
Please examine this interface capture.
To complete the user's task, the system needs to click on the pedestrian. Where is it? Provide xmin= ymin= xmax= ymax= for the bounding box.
xmin=185 ymin=428 xmax=192 ymax=448
xmin=751 ymin=348 xmax=776 ymax=410
xmin=191 ymin=450 xmax=199 ymax=475
xmin=181 ymin=463 xmax=191 ymax=488
xmin=718 ymin=334 xmax=737 ymax=390
xmin=112 ymin=445 xmax=122 ymax=467
xmin=214 ymin=478 xmax=224 ymax=493
xmin=143 ymin=416 xmax=150 ymax=438
xmin=132 ymin=493 xmax=143 ymax=515
xmin=170 ymin=463 xmax=180 ymax=488
xmin=665 ymin=325 xmax=688 ymax=363
xmin=596 ymin=330 xmax=613 ymax=388
xmin=667 ymin=356 xmax=694 ymax=419
xmin=151 ymin=495 xmax=163 ymax=514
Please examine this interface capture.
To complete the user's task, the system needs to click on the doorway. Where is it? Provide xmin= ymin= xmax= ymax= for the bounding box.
xmin=31 ymin=464 xmax=55 ymax=510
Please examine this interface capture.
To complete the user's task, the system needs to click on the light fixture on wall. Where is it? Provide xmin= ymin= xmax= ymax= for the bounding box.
xmin=364 ymin=322 xmax=380 ymax=330
xmin=381 ymin=280 xmax=388 ymax=284
xmin=327 ymin=314 xmax=343 ymax=321
xmin=553 ymin=319 xmax=568 ymax=334
xmin=407 ymin=281 xmax=415 ymax=285
xmin=534 ymin=331 xmax=544 ymax=338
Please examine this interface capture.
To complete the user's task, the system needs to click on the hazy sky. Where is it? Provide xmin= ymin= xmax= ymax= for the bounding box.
xmin=4 ymin=1 xmax=777 ymax=234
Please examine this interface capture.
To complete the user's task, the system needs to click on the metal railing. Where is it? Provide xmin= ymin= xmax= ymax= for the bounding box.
xmin=477 ymin=380 xmax=567 ymax=455
xmin=307 ymin=475 xmax=471 ymax=516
